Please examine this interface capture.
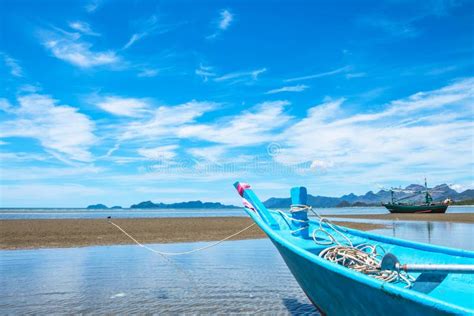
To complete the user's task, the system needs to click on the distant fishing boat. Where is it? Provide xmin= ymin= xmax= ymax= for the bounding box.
xmin=234 ymin=182 xmax=474 ymax=315
xmin=382 ymin=179 xmax=450 ymax=214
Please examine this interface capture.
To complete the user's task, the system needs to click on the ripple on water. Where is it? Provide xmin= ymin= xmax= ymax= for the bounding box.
xmin=0 ymin=239 xmax=320 ymax=315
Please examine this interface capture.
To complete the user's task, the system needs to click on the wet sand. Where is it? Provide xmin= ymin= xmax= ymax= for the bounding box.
xmin=0 ymin=217 xmax=384 ymax=250
xmin=330 ymin=213 xmax=474 ymax=223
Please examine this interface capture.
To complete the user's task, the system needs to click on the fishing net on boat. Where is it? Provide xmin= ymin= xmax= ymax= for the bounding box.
xmin=287 ymin=205 xmax=416 ymax=288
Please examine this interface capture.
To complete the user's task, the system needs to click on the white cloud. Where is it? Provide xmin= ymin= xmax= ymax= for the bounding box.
xmin=121 ymin=100 xmax=218 ymax=140
xmin=39 ymin=28 xmax=120 ymax=68
xmin=274 ymin=78 xmax=474 ymax=185
xmin=177 ymin=100 xmax=291 ymax=146
xmin=265 ymin=84 xmax=308 ymax=94
xmin=187 ymin=146 xmax=227 ymax=162
xmin=219 ymin=10 xmax=233 ymax=30
xmin=214 ymin=68 xmax=266 ymax=82
xmin=138 ymin=145 xmax=178 ymax=160
xmin=0 ymin=94 xmax=96 ymax=162
xmin=0 ymin=98 xmax=12 ymax=112
xmin=68 ymin=21 xmax=100 ymax=36
xmin=1 ymin=53 xmax=23 ymax=77
xmin=285 ymin=66 xmax=351 ymax=82
xmin=96 ymin=96 xmax=150 ymax=117
xmin=85 ymin=0 xmax=101 ymax=13
xmin=123 ymin=33 xmax=144 ymax=49
xmin=137 ymin=68 xmax=159 ymax=77
xmin=121 ymin=99 xmax=290 ymax=149
xmin=310 ymin=160 xmax=334 ymax=170
xmin=207 ymin=9 xmax=234 ymax=39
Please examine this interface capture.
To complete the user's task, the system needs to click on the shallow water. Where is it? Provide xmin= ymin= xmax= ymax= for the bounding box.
xmin=0 ymin=239 xmax=318 ymax=314
xmin=1 ymin=218 xmax=473 ymax=314
xmin=1 ymin=206 xmax=472 ymax=220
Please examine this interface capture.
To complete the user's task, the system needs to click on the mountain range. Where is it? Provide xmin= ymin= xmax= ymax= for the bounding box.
xmin=263 ymin=184 xmax=474 ymax=208
xmin=87 ymin=200 xmax=239 ymax=209
xmin=86 ymin=184 xmax=473 ymax=209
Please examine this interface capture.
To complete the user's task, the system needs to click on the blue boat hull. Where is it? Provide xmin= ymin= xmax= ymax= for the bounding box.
xmin=272 ymin=239 xmax=457 ymax=316
xmin=233 ymin=182 xmax=474 ymax=316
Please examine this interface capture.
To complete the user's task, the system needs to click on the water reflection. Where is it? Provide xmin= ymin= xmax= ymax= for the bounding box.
xmin=0 ymin=239 xmax=318 ymax=314
xmin=369 ymin=221 xmax=473 ymax=250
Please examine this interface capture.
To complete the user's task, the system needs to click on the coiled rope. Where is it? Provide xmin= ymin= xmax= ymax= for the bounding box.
xmin=108 ymin=220 xmax=256 ymax=256
xmin=283 ymin=205 xmax=415 ymax=288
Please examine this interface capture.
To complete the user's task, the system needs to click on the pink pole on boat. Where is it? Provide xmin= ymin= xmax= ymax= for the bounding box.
xmin=237 ymin=183 xmax=251 ymax=197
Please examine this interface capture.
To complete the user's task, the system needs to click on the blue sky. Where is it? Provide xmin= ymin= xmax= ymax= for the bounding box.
xmin=0 ymin=0 xmax=473 ymax=207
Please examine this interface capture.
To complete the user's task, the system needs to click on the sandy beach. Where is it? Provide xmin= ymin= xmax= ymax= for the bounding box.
xmin=0 ymin=217 xmax=385 ymax=250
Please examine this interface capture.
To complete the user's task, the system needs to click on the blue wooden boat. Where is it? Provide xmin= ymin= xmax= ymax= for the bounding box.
xmin=234 ymin=182 xmax=474 ymax=315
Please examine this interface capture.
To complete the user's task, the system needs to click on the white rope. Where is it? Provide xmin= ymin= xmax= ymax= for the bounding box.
xmin=108 ymin=220 xmax=256 ymax=256
xmin=279 ymin=205 xmax=416 ymax=288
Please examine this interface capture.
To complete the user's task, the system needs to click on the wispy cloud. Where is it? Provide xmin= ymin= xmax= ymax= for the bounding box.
xmin=187 ymin=146 xmax=227 ymax=162
xmin=123 ymin=33 xmax=145 ymax=49
xmin=195 ymin=63 xmax=266 ymax=84
xmin=345 ymin=72 xmax=367 ymax=79
xmin=361 ymin=16 xmax=419 ymax=38
xmin=219 ymin=9 xmax=233 ymax=30
xmin=0 ymin=98 xmax=12 ymax=112
xmin=84 ymin=0 xmax=102 ymax=13
xmin=123 ymin=15 xmax=173 ymax=49
xmin=137 ymin=68 xmax=159 ymax=77
xmin=95 ymin=96 xmax=151 ymax=117
xmin=195 ymin=64 xmax=216 ymax=82
xmin=207 ymin=9 xmax=234 ymax=39
xmin=357 ymin=1 xmax=463 ymax=40
xmin=1 ymin=52 xmax=23 ymax=77
xmin=39 ymin=27 xmax=120 ymax=68
xmin=285 ymin=66 xmax=350 ymax=82
xmin=68 ymin=21 xmax=100 ymax=36
xmin=214 ymin=68 xmax=266 ymax=83
xmin=177 ymin=100 xmax=291 ymax=146
xmin=265 ymin=84 xmax=308 ymax=94
xmin=121 ymin=100 xmax=218 ymax=140
xmin=0 ymin=94 xmax=96 ymax=162
xmin=426 ymin=65 xmax=458 ymax=76
xmin=18 ymin=84 xmax=42 ymax=93
xmin=138 ymin=145 xmax=178 ymax=160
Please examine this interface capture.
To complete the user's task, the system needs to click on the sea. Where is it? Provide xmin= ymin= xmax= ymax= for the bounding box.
xmin=1 ymin=206 xmax=473 ymax=314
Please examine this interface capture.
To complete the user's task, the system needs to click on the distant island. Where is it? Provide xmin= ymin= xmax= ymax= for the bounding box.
xmin=86 ymin=204 xmax=122 ymax=209
xmin=130 ymin=200 xmax=238 ymax=209
xmin=87 ymin=201 xmax=239 ymax=209
xmin=87 ymin=204 xmax=109 ymax=209
xmin=264 ymin=184 xmax=474 ymax=208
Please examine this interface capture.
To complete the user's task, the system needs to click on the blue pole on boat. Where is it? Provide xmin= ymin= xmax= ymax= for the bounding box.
xmin=234 ymin=182 xmax=280 ymax=230
xmin=291 ymin=187 xmax=309 ymax=238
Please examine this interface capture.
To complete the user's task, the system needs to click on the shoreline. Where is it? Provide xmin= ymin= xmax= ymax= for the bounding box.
xmin=0 ymin=217 xmax=384 ymax=250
